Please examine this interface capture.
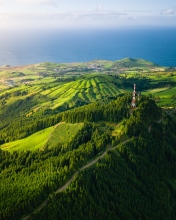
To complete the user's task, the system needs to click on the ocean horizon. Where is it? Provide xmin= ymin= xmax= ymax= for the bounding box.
xmin=0 ymin=27 xmax=176 ymax=67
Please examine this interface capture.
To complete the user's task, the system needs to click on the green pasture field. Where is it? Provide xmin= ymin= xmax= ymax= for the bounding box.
xmin=40 ymin=74 xmax=121 ymax=109
xmin=142 ymin=86 xmax=176 ymax=106
xmin=45 ymin=122 xmax=84 ymax=149
xmin=155 ymin=98 xmax=175 ymax=106
xmin=122 ymin=69 xmax=176 ymax=107
xmin=0 ymin=127 xmax=54 ymax=152
xmin=155 ymin=87 xmax=176 ymax=98
xmin=142 ymin=87 xmax=170 ymax=95
xmin=0 ymin=122 xmax=84 ymax=152
xmin=30 ymin=77 xmax=55 ymax=85
xmin=0 ymin=59 xmax=175 ymax=122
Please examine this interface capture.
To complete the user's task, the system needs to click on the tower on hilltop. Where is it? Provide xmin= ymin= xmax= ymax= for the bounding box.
xmin=131 ymin=84 xmax=140 ymax=108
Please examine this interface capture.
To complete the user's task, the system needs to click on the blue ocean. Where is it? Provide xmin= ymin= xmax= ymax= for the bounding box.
xmin=0 ymin=27 xmax=176 ymax=67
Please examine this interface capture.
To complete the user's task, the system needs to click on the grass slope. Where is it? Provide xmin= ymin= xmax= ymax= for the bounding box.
xmin=46 ymin=122 xmax=84 ymax=149
xmin=0 ymin=122 xmax=84 ymax=152
xmin=0 ymin=74 xmax=122 ymax=120
xmin=0 ymin=58 xmax=160 ymax=90
xmin=0 ymin=58 xmax=175 ymax=119
xmin=112 ymin=58 xmax=159 ymax=69
xmin=1 ymin=127 xmax=54 ymax=152
xmin=40 ymin=74 xmax=121 ymax=109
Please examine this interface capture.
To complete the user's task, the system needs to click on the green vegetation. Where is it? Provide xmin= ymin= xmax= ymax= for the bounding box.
xmin=0 ymin=95 xmax=130 ymax=143
xmin=0 ymin=58 xmax=175 ymax=119
xmin=0 ymin=94 xmax=130 ymax=219
xmin=0 ymin=123 xmax=84 ymax=152
xmin=0 ymin=58 xmax=176 ymax=220
xmin=0 ymin=96 xmax=176 ymax=220
xmin=46 ymin=122 xmax=84 ymax=149
xmin=30 ymin=98 xmax=176 ymax=220
xmin=112 ymin=57 xmax=159 ymax=70
xmin=1 ymin=127 xmax=54 ymax=152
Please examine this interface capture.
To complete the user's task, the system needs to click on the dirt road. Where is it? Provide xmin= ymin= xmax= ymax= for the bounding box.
xmin=22 ymin=139 xmax=130 ymax=220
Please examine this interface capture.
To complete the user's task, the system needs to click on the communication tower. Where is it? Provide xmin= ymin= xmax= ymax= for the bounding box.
xmin=131 ymin=84 xmax=140 ymax=108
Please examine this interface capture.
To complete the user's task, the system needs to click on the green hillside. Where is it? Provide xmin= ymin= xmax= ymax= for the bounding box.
xmin=1 ymin=127 xmax=54 ymax=152
xmin=1 ymin=57 xmax=175 ymax=116
xmin=0 ymin=58 xmax=176 ymax=220
xmin=40 ymin=74 xmax=122 ymax=109
xmin=113 ymin=57 xmax=158 ymax=69
xmin=27 ymin=99 xmax=176 ymax=220
xmin=0 ymin=94 xmax=130 ymax=143
xmin=0 ymin=122 xmax=84 ymax=152
xmin=0 ymin=74 xmax=122 ymax=122
xmin=0 ymin=96 xmax=176 ymax=220
xmin=0 ymin=58 xmax=175 ymax=147
xmin=45 ymin=122 xmax=84 ymax=149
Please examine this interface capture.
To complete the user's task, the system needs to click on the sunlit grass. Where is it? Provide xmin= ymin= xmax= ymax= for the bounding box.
xmin=1 ymin=127 xmax=54 ymax=152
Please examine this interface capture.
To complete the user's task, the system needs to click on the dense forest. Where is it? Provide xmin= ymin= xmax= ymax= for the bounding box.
xmin=0 ymin=123 xmax=111 ymax=220
xmin=31 ymin=99 xmax=176 ymax=220
xmin=0 ymin=94 xmax=176 ymax=220
xmin=0 ymin=94 xmax=131 ymax=143
xmin=0 ymin=95 xmax=130 ymax=219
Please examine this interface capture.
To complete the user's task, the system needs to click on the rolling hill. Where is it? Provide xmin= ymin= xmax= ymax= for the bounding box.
xmin=0 ymin=58 xmax=175 ymax=146
xmin=0 ymin=122 xmax=84 ymax=152
xmin=0 ymin=58 xmax=175 ymax=142
xmin=113 ymin=57 xmax=159 ymax=69
xmin=0 ymin=74 xmax=123 ymax=124
xmin=0 ymin=58 xmax=176 ymax=220
xmin=0 ymin=96 xmax=176 ymax=220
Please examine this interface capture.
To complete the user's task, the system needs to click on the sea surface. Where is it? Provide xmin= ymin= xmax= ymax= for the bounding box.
xmin=0 ymin=27 xmax=176 ymax=67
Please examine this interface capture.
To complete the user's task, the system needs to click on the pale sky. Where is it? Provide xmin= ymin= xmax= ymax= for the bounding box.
xmin=0 ymin=0 xmax=176 ymax=29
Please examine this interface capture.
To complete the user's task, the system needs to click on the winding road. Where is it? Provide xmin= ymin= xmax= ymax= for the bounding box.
xmin=23 ymin=107 xmax=176 ymax=220
xmin=22 ymin=139 xmax=130 ymax=220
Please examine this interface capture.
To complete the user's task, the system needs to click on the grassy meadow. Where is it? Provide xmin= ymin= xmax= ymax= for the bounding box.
xmin=1 ymin=127 xmax=54 ymax=152
xmin=0 ymin=122 xmax=84 ymax=152
xmin=46 ymin=122 xmax=84 ymax=149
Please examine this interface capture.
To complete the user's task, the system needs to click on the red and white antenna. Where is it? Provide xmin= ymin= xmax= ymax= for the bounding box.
xmin=131 ymin=84 xmax=137 ymax=108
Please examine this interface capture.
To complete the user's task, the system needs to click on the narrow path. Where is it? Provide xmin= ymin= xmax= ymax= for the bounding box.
xmin=165 ymin=107 xmax=176 ymax=116
xmin=22 ymin=139 xmax=130 ymax=220
xmin=169 ymin=107 xmax=176 ymax=115
xmin=148 ymin=125 xmax=152 ymax=132
xmin=158 ymin=107 xmax=176 ymax=124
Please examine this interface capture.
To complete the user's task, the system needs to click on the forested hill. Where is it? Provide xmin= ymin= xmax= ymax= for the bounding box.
xmin=31 ymin=99 xmax=176 ymax=220
xmin=0 ymin=96 xmax=176 ymax=220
